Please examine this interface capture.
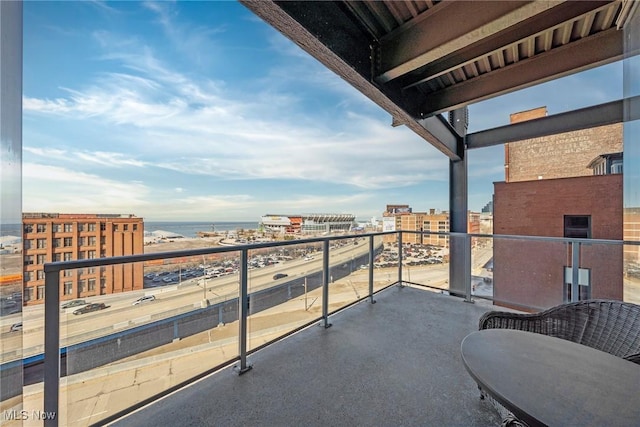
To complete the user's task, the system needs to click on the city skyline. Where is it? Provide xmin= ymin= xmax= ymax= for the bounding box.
xmin=22 ymin=1 xmax=623 ymax=222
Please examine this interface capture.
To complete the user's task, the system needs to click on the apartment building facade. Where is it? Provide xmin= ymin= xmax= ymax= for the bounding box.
xmin=493 ymin=108 xmax=624 ymax=310
xmin=382 ymin=205 xmax=480 ymax=247
xmin=22 ymin=213 xmax=144 ymax=305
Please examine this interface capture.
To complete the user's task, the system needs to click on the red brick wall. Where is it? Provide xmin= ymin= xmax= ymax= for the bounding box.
xmin=493 ymin=175 xmax=623 ymax=310
xmin=505 ymin=123 xmax=623 ymax=183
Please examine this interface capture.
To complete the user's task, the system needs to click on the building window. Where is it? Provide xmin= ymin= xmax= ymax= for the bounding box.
xmin=88 ymin=223 xmax=96 ymax=232
xmin=124 ymin=224 xmax=128 ymax=231
xmin=100 ymin=223 xmax=106 ymax=231
xmin=88 ymin=267 xmax=95 ymax=274
xmin=37 ymin=270 xmax=45 ymax=280
xmin=37 ymin=286 xmax=45 ymax=300
xmin=88 ymin=278 xmax=96 ymax=291
xmin=37 ymin=254 xmax=46 ymax=264
xmin=88 ymin=236 xmax=96 ymax=246
xmin=100 ymin=250 xmax=106 ymax=257
xmin=64 ymin=237 xmax=73 ymax=247
xmin=37 ymin=239 xmax=47 ymax=249
xmin=564 ymin=216 xmax=591 ymax=239
xmin=24 ymin=287 xmax=33 ymax=302
xmin=100 ymin=236 xmax=106 ymax=245
xmin=53 ymin=238 xmax=61 ymax=248
xmin=54 ymin=253 xmax=62 ymax=262
xmin=24 ymin=255 xmax=34 ymax=265
xmin=64 ymin=282 xmax=72 ymax=295
xmin=88 ymin=250 xmax=96 ymax=259
xmin=24 ymin=239 xmax=33 ymax=250
xmin=24 ymin=271 xmax=34 ymax=281
xmin=114 ymin=224 xmax=119 ymax=231
xmin=52 ymin=224 xmax=60 ymax=232
xmin=63 ymin=269 xmax=72 ymax=277
xmin=78 ymin=251 xmax=86 ymax=260
xmin=133 ymin=224 xmax=138 ymax=231
xmin=64 ymin=223 xmax=73 ymax=232
xmin=78 ymin=279 xmax=86 ymax=293
xmin=78 ymin=237 xmax=86 ymax=246
xmin=64 ymin=252 xmax=72 ymax=261
xmin=37 ymin=224 xmax=46 ymax=233
xmin=24 ymin=224 xmax=33 ymax=233
xmin=78 ymin=223 xmax=85 ymax=232
xmin=100 ymin=277 xmax=107 ymax=289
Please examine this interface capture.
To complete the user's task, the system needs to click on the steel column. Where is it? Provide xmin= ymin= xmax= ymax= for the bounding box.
xmin=449 ymin=108 xmax=469 ymax=298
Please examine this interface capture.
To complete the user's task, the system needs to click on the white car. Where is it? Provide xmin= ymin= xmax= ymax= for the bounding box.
xmin=132 ymin=295 xmax=156 ymax=305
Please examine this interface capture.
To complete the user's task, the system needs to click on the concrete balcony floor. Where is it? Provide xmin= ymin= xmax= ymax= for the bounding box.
xmin=110 ymin=285 xmax=501 ymax=427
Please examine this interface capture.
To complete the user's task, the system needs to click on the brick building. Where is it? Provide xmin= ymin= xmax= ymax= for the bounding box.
xmin=382 ymin=205 xmax=479 ymax=247
xmin=22 ymin=213 xmax=144 ymax=305
xmin=493 ymin=108 xmax=623 ymax=310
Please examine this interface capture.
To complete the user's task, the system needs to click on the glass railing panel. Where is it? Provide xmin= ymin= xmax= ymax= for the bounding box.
xmin=624 ymin=242 xmax=640 ymax=305
xmin=400 ymin=232 xmax=449 ymax=292
xmin=326 ymin=236 xmax=370 ymax=313
xmin=377 ymin=233 xmax=400 ymax=287
xmin=367 ymin=235 xmax=390 ymax=293
xmin=53 ymin=254 xmax=240 ymax=426
xmin=492 ymin=236 xmax=572 ymax=311
xmin=471 ymin=235 xmax=494 ymax=300
xmin=247 ymin=241 xmax=323 ymax=352
xmin=575 ymin=239 xmax=623 ymax=304
xmin=0 ymin=249 xmax=24 ymax=415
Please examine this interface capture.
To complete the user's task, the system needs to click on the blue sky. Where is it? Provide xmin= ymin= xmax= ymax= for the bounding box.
xmin=22 ymin=1 xmax=624 ymax=222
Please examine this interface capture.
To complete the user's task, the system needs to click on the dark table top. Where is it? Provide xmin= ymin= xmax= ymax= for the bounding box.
xmin=461 ymin=329 xmax=640 ymax=427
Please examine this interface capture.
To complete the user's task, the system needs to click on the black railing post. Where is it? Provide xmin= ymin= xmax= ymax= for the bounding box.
xmin=236 ymin=248 xmax=252 ymax=374
xmin=398 ymin=232 xmax=404 ymax=287
xmin=571 ymin=241 xmax=580 ymax=302
xmin=368 ymin=235 xmax=376 ymax=304
xmin=322 ymin=239 xmax=332 ymax=328
xmin=44 ymin=267 xmax=60 ymax=427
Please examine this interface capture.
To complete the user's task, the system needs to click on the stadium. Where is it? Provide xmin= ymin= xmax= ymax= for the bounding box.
xmin=260 ymin=213 xmax=356 ymax=235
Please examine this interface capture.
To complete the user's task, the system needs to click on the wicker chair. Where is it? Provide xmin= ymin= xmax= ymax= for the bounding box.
xmin=476 ymin=299 xmax=640 ymax=426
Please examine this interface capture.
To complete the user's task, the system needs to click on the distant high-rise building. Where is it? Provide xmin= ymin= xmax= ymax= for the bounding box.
xmin=22 ymin=213 xmax=144 ymax=305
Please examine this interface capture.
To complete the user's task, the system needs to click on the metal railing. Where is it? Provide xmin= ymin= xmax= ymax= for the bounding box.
xmin=37 ymin=230 xmax=640 ymax=426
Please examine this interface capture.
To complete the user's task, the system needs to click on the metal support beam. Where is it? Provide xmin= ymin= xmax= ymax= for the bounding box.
xmin=467 ymin=97 xmax=640 ymax=149
xmin=322 ymin=240 xmax=332 ymax=328
xmin=376 ymin=1 xmax=559 ymax=83
xmin=448 ymin=108 xmax=469 ymax=298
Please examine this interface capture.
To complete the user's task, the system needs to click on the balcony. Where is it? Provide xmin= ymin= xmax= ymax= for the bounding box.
xmin=5 ymin=231 xmax=636 ymax=426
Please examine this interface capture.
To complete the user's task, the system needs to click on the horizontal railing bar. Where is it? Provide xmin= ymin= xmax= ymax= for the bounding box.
xmin=401 ymin=230 xmax=640 ymax=246
xmin=43 ymin=232 xmax=393 ymax=273
xmin=43 ymin=230 xmax=639 ymax=274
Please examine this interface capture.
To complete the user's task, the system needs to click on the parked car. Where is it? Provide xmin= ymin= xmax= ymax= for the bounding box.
xmin=61 ymin=299 xmax=87 ymax=309
xmin=132 ymin=295 xmax=156 ymax=305
xmin=73 ymin=303 xmax=108 ymax=315
xmin=273 ymin=273 xmax=288 ymax=280
xmin=9 ymin=322 xmax=22 ymax=332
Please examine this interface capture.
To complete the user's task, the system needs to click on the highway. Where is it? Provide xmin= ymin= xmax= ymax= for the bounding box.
xmin=0 ymin=237 xmax=380 ymax=363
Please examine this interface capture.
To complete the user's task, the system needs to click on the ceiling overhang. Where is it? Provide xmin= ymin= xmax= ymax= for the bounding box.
xmin=241 ymin=1 xmax=627 ymax=160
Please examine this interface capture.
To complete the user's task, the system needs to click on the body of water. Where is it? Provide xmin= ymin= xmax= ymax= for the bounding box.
xmin=1 ymin=221 xmax=259 ymax=239
xmin=145 ymin=221 xmax=260 ymax=238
